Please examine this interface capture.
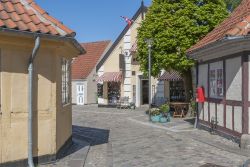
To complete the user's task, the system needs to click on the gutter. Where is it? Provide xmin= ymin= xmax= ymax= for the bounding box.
xmin=0 ymin=27 xmax=86 ymax=55
xmin=28 ymin=36 xmax=40 ymax=167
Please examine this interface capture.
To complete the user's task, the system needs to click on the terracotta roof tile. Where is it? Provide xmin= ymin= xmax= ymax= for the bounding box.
xmin=0 ymin=19 xmax=4 ymax=26
xmin=4 ymin=19 xmax=17 ymax=28
xmin=72 ymin=41 xmax=111 ymax=80
xmin=16 ymin=20 xmax=28 ymax=30
xmin=0 ymin=10 xmax=10 ymax=20
xmin=9 ymin=12 xmax=21 ymax=22
xmin=26 ymin=21 xmax=38 ymax=32
xmin=0 ymin=0 xmax=75 ymax=37
xmin=4 ymin=2 xmax=15 ymax=13
xmin=188 ymin=0 xmax=250 ymax=53
xmin=14 ymin=3 xmax=25 ymax=14
xmin=30 ymin=15 xmax=41 ymax=24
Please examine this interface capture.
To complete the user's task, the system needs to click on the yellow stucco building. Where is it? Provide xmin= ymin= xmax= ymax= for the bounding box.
xmin=0 ymin=0 xmax=84 ymax=166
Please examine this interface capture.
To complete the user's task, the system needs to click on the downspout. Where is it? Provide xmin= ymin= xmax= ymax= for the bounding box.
xmin=28 ymin=36 xmax=40 ymax=167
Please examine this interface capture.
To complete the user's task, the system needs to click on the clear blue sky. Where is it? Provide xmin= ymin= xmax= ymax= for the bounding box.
xmin=36 ymin=0 xmax=151 ymax=43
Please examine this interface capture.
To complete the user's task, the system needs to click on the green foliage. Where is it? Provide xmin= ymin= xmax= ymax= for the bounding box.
xmin=159 ymin=104 xmax=170 ymax=113
xmin=150 ymin=108 xmax=161 ymax=116
xmin=224 ymin=0 xmax=241 ymax=11
xmin=137 ymin=0 xmax=229 ymax=76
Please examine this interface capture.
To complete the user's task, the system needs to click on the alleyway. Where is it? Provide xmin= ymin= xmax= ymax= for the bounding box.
xmin=44 ymin=105 xmax=249 ymax=167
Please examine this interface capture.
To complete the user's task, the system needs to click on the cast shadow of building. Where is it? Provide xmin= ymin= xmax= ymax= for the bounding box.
xmin=57 ymin=125 xmax=110 ymax=159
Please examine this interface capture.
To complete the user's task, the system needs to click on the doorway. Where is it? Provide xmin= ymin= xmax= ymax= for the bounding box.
xmin=76 ymin=84 xmax=84 ymax=105
xmin=142 ymin=80 xmax=149 ymax=104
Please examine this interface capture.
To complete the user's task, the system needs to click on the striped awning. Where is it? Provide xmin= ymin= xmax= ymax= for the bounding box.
xmin=130 ymin=40 xmax=137 ymax=52
xmin=96 ymin=72 xmax=123 ymax=82
xmin=158 ymin=71 xmax=183 ymax=81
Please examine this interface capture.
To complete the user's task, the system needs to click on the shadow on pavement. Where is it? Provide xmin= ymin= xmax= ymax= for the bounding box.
xmin=184 ymin=118 xmax=195 ymax=125
xmin=72 ymin=125 xmax=110 ymax=146
xmin=57 ymin=125 xmax=110 ymax=159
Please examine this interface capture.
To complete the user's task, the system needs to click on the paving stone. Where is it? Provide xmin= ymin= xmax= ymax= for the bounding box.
xmin=41 ymin=104 xmax=249 ymax=167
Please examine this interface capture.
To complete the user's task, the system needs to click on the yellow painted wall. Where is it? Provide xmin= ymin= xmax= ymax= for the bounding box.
xmin=0 ymin=34 xmax=77 ymax=163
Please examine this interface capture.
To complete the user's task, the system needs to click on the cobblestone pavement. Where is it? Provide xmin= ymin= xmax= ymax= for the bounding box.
xmin=72 ymin=105 xmax=249 ymax=167
xmin=42 ymin=105 xmax=250 ymax=167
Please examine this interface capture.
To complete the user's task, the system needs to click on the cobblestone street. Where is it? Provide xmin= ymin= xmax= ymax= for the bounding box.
xmin=45 ymin=105 xmax=250 ymax=167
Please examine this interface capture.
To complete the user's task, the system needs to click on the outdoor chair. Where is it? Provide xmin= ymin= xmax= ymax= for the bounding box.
xmin=117 ymin=97 xmax=135 ymax=109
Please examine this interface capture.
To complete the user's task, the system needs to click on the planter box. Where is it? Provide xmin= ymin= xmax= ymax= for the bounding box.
xmin=151 ymin=115 xmax=161 ymax=122
xmin=159 ymin=117 xmax=167 ymax=123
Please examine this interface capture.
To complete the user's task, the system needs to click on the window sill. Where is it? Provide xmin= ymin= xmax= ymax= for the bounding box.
xmin=62 ymin=103 xmax=71 ymax=108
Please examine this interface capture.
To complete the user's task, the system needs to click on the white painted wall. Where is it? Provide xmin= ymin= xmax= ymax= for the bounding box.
xmin=217 ymin=104 xmax=224 ymax=127
xmin=123 ymin=30 xmax=132 ymax=102
xmin=226 ymin=57 xmax=242 ymax=101
xmin=204 ymin=102 xmax=209 ymax=121
xmin=210 ymin=103 xmax=216 ymax=122
xmin=198 ymin=103 xmax=203 ymax=120
xmin=234 ymin=106 xmax=242 ymax=133
xmin=226 ymin=105 xmax=233 ymax=130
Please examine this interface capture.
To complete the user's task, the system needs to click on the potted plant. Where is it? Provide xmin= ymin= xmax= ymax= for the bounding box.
xmin=159 ymin=104 xmax=170 ymax=123
xmin=150 ymin=108 xmax=161 ymax=122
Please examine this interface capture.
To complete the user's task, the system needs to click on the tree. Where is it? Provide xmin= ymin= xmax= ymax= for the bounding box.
xmin=224 ymin=0 xmax=242 ymax=11
xmin=137 ymin=0 xmax=229 ymax=101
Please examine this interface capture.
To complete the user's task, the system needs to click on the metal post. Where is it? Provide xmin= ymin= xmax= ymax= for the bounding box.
xmin=146 ymin=39 xmax=153 ymax=121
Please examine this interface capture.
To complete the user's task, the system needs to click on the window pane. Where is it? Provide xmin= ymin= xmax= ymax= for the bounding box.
xmin=61 ymin=58 xmax=70 ymax=104
xmin=209 ymin=66 xmax=223 ymax=98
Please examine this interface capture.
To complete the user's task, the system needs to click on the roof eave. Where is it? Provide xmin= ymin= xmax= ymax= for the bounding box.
xmin=187 ymin=35 xmax=249 ymax=60
xmin=0 ymin=27 xmax=85 ymax=55
xmin=187 ymin=35 xmax=247 ymax=58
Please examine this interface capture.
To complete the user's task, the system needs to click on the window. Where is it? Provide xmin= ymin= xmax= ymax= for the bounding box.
xmin=209 ymin=64 xmax=223 ymax=98
xmin=97 ymin=83 xmax=103 ymax=98
xmin=62 ymin=58 xmax=70 ymax=105
xmin=119 ymin=54 xmax=125 ymax=70
xmin=132 ymin=71 xmax=136 ymax=76
xmin=131 ymin=54 xmax=139 ymax=65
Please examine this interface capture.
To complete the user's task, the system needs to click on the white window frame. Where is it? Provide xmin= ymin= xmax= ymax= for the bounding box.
xmin=209 ymin=61 xmax=223 ymax=99
xmin=62 ymin=58 xmax=70 ymax=105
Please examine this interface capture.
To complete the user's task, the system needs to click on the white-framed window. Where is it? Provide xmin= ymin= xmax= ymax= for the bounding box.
xmin=62 ymin=58 xmax=70 ymax=105
xmin=209 ymin=61 xmax=223 ymax=98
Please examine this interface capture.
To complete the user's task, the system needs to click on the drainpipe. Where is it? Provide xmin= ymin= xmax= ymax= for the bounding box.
xmin=28 ymin=36 xmax=40 ymax=167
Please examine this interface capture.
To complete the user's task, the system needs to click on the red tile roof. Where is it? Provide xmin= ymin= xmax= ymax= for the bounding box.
xmin=72 ymin=41 xmax=111 ymax=80
xmin=188 ymin=0 xmax=250 ymax=53
xmin=0 ymin=0 xmax=75 ymax=37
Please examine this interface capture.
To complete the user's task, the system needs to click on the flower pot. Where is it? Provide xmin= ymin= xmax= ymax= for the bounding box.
xmin=151 ymin=115 xmax=161 ymax=122
xmin=167 ymin=113 xmax=171 ymax=122
xmin=159 ymin=117 xmax=167 ymax=123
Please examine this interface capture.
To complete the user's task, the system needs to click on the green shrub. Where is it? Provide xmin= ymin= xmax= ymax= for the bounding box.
xmin=160 ymin=104 xmax=170 ymax=114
